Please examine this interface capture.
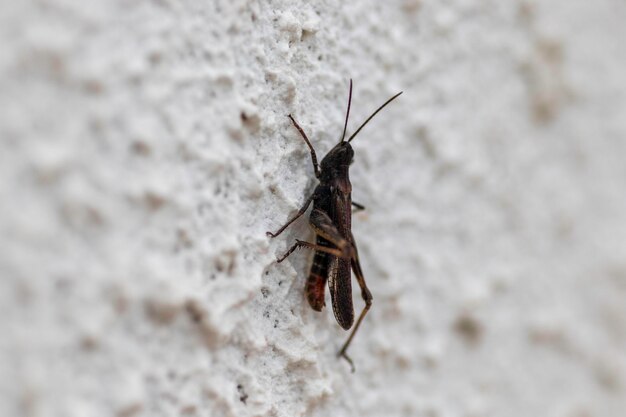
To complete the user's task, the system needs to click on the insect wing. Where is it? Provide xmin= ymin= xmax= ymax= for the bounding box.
xmin=328 ymin=256 xmax=354 ymax=329
xmin=328 ymin=187 xmax=355 ymax=330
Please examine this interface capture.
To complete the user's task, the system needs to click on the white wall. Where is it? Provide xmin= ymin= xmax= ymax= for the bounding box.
xmin=2 ymin=1 xmax=626 ymax=416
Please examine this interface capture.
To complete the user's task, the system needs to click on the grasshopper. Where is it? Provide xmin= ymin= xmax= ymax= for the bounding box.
xmin=267 ymin=80 xmax=402 ymax=370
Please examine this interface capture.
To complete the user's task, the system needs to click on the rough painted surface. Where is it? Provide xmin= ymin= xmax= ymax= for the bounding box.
xmin=2 ymin=1 xmax=626 ymax=416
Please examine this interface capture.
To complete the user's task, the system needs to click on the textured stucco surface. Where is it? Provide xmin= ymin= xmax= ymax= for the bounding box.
xmin=2 ymin=1 xmax=626 ymax=416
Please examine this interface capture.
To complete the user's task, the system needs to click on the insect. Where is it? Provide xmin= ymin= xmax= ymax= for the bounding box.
xmin=267 ymin=80 xmax=402 ymax=371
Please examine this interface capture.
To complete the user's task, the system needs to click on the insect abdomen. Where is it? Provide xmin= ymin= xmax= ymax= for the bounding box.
xmin=305 ymin=237 xmax=330 ymax=311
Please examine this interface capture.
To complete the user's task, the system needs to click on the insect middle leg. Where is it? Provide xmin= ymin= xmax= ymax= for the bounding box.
xmin=266 ymin=192 xmax=315 ymax=238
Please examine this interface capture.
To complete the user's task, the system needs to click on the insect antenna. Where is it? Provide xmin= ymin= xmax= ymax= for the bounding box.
xmin=347 ymin=90 xmax=403 ymax=143
xmin=340 ymin=79 xmax=353 ymax=143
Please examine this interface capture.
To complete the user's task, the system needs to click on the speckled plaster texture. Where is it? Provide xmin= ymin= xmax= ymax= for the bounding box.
xmin=2 ymin=1 xmax=626 ymax=416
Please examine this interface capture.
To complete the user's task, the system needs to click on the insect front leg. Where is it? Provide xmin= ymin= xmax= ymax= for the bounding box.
xmin=288 ymin=115 xmax=321 ymax=178
xmin=266 ymin=192 xmax=315 ymax=238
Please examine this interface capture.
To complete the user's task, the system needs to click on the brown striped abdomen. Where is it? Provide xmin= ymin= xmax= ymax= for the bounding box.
xmin=305 ymin=237 xmax=330 ymax=311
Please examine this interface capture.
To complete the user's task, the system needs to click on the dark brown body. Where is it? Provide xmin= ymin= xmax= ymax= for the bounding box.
xmin=266 ymin=81 xmax=402 ymax=370
xmin=306 ymin=147 xmax=355 ymax=329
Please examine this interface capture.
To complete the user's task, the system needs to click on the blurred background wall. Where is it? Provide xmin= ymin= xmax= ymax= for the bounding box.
xmin=1 ymin=1 xmax=626 ymax=416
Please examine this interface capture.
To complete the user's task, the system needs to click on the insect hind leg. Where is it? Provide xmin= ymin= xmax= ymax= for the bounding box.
xmin=351 ymin=201 xmax=365 ymax=212
xmin=276 ymin=239 xmax=348 ymax=263
xmin=266 ymin=192 xmax=315 ymax=238
xmin=338 ymin=291 xmax=372 ymax=372
xmin=337 ymin=238 xmax=373 ymax=372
